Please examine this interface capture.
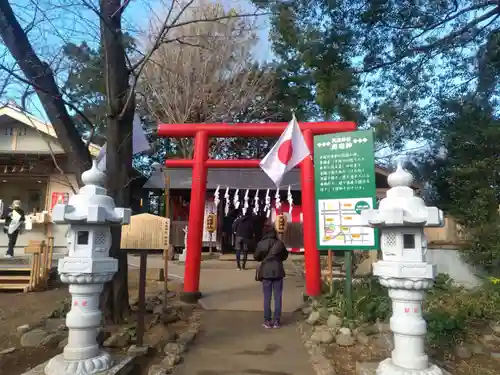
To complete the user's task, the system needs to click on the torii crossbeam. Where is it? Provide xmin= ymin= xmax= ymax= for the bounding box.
xmin=157 ymin=121 xmax=357 ymax=302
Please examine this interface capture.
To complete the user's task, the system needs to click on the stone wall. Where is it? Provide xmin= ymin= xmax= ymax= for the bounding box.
xmin=425 ymin=248 xmax=481 ymax=288
xmin=313 ymin=247 xmax=481 ymax=289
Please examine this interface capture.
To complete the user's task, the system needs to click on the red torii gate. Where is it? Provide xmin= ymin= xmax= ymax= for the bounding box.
xmin=157 ymin=121 xmax=357 ymax=302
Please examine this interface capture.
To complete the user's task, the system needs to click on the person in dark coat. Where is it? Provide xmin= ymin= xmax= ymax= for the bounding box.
xmin=2 ymin=200 xmax=25 ymax=258
xmin=254 ymin=224 xmax=289 ymax=328
xmin=221 ymin=208 xmax=237 ymax=254
xmin=232 ymin=210 xmax=255 ymax=270
xmin=252 ymin=213 xmax=266 ymax=243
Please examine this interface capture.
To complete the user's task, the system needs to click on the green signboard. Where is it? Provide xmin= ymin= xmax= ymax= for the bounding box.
xmin=314 ymin=130 xmax=379 ymax=251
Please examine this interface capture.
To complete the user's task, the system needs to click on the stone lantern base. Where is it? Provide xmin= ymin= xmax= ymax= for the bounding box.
xmin=20 ymin=356 xmax=134 ymax=375
xmin=357 ymin=361 xmax=450 ymax=375
xmin=44 ymin=351 xmax=113 ymax=375
xmin=376 ymin=359 xmax=444 ymax=375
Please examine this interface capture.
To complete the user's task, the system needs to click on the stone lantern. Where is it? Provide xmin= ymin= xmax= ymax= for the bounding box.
xmin=361 ymin=161 xmax=444 ymax=375
xmin=44 ymin=162 xmax=131 ymax=375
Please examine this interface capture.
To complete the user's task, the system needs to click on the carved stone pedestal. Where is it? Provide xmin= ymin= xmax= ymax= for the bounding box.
xmin=357 ymin=362 xmax=451 ymax=375
xmin=23 ymin=356 xmax=134 ymax=375
xmin=375 ymin=358 xmax=443 ymax=375
xmin=44 ymin=351 xmax=114 ymax=375
xmin=45 ymin=274 xmax=115 ymax=375
xmin=375 ymin=278 xmax=443 ymax=375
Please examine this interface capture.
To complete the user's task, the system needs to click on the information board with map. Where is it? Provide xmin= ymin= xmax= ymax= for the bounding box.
xmin=313 ymin=130 xmax=379 ymax=250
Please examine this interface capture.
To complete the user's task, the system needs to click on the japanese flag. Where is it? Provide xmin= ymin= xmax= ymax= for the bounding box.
xmin=260 ymin=114 xmax=311 ymax=188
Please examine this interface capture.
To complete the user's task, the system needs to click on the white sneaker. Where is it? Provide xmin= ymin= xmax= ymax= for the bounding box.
xmin=4 ymin=254 xmax=12 ymax=258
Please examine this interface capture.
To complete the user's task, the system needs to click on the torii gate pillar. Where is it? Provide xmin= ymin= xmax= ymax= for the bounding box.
xmin=157 ymin=121 xmax=357 ymax=302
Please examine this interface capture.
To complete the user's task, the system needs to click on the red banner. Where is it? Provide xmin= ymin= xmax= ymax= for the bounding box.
xmin=51 ymin=192 xmax=69 ymax=210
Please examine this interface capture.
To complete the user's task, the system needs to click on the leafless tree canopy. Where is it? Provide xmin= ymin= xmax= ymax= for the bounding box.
xmin=139 ymin=0 xmax=274 ymax=157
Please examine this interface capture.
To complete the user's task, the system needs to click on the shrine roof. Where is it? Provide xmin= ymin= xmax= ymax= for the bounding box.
xmin=0 ymin=103 xmax=101 ymax=157
xmin=144 ymin=165 xmax=422 ymax=191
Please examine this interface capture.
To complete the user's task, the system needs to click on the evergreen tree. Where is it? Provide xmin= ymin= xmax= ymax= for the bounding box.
xmin=254 ymin=0 xmax=500 ymax=149
xmin=62 ymin=36 xmax=137 ymax=137
xmin=422 ymin=99 xmax=500 ymax=275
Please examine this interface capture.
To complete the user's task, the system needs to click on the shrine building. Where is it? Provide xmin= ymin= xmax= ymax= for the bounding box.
xmin=144 ymin=166 xmax=422 ymax=252
xmin=0 ymin=103 xmax=144 ymax=256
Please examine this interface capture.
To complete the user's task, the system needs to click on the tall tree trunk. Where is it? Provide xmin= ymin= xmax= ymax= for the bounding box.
xmin=100 ymin=0 xmax=135 ymax=323
xmin=0 ymin=2 xmax=92 ymax=181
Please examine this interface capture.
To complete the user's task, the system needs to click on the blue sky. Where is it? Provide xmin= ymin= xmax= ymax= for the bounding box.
xmin=4 ymin=0 xmax=273 ymax=119
xmin=3 ymin=0 xmax=420 ymax=163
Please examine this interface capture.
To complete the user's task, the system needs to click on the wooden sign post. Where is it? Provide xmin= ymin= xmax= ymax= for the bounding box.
xmin=327 ymin=250 xmax=334 ymax=294
xmin=120 ymin=213 xmax=171 ymax=347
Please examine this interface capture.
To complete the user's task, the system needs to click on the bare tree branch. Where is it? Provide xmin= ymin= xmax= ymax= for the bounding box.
xmin=131 ymin=0 xmax=195 ymax=72
xmin=359 ymin=2 xmax=500 ymax=74
xmin=138 ymin=0 xmax=274 ymax=157
xmin=0 ymin=62 xmax=97 ymax=142
xmin=111 ymin=0 xmax=133 ymax=19
xmin=0 ymin=1 xmax=92 ymax=183
xmin=0 ymin=62 xmax=15 ymax=98
xmin=119 ymin=0 xmax=269 ymax=119
xmin=413 ymin=7 xmax=499 ymax=53
xmin=79 ymin=0 xmax=134 ymax=71
xmin=23 ymin=0 xmax=40 ymax=34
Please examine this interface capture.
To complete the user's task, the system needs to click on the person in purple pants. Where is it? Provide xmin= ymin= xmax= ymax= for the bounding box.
xmin=254 ymin=224 xmax=289 ymax=328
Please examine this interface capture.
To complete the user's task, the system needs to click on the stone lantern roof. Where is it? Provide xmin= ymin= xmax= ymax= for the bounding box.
xmin=52 ymin=161 xmax=131 ymax=225
xmin=362 ymin=161 xmax=443 ymax=228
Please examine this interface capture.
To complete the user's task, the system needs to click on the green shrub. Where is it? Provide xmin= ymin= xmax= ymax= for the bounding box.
xmin=320 ymin=276 xmax=391 ymax=325
xmin=460 ymin=221 xmax=500 ymax=278
xmin=424 ymin=275 xmax=500 ymax=348
xmin=424 ymin=309 xmax=467 ymax=348
xmin=320 ymin=274 xmax=500 ymax=350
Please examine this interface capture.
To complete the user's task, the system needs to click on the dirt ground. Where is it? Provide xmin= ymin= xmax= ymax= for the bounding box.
xmin=0 ymin=282 xmax=68 ymax=375
xmin=327 ymin=339 xmax=500 ymax=375
xmin=0 ymin=268 xmax=184 ymax=375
